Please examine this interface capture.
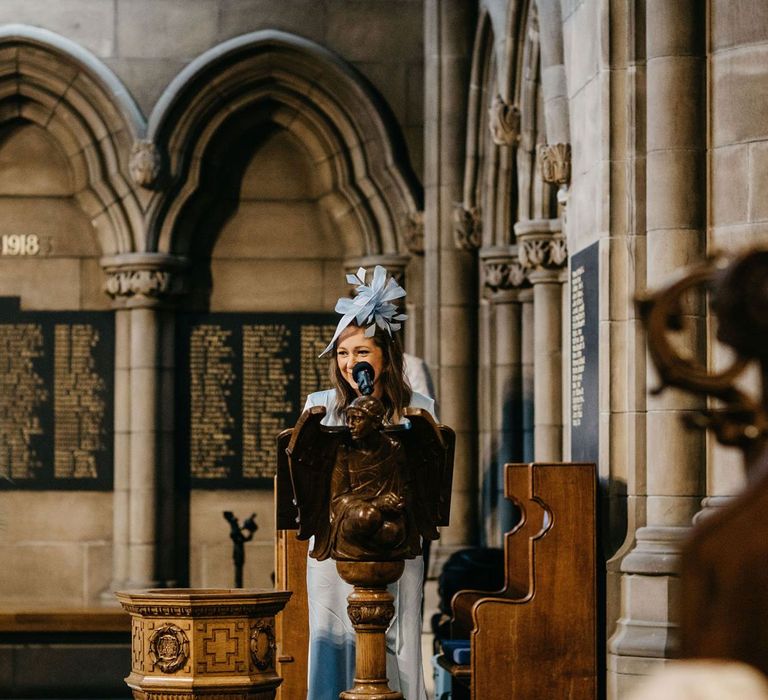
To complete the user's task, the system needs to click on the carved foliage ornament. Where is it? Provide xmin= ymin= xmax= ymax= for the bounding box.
xmin=483 ymin=258 xmax=527 ymax=295
xmin=129 ymin=139 xmax=162 ymax=188
xmin=105 ymin=269 xmax=186 ymax=300
xmin=149 ymin=624 xmax=189 ymax=674
xmin=488 ymin=95 xmax=522 ymax=147
xmin=538 ymin=143 xmax=571 ymax=186
xmin=518 ymin=235 xmax=568 ymax=271
xmin=453 ymin=204 xmax=481 ymax=251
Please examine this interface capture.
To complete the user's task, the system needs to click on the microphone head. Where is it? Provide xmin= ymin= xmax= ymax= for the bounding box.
xmin=352 ymin=362 xmax=375 ymax=396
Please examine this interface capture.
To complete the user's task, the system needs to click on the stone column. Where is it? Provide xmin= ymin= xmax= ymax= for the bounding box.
xmin=608 ymin=1 xmax=706 ymax=692
xmin=479 ymin=247 xmax=527 ymax=544
xmin=424 ymin=0 xmax=477 ymax=566
xmin=515 ymin=219 xmax=567 ymax=461
xmin=535 ymin=0 xmax=569 ymax=146
xmin=102 ymin=253 xmax=188 ymax=589
xmin=104 ymin=308 xmax=131 ymax=597
xmin=520 ymin=288 xmax=535 ymax=462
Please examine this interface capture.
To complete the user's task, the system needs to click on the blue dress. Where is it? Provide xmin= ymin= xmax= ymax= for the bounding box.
xmin=302 ymin=389 xmax=435 ymax=700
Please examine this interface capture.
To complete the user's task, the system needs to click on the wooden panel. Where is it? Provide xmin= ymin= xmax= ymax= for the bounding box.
xmin=274 ymin=528 xmax=309 ymax=700
xmin=681 ymin=466 xmax=768 ymax=676
xmin=0 ymin=606 xmax=129 ymax=633
xmin=449 ymin=462 xmax=597 ymax=700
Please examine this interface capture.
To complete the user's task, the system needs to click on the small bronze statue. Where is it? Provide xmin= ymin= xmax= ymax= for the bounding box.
xmin=223 ymin=511 xmax=257 ymax=588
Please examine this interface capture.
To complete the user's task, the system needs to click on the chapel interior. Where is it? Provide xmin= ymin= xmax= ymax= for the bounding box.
xmin=1 ymin=1 xmax=768 ymax=698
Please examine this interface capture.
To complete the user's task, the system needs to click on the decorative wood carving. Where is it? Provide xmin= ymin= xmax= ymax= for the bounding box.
xmin=640 ymin=249 xmax=768 ymax=675
xmin=638 ymin=254 xmax=765 ymax=464
xmin=282 ymin=401 xmax=455 ymax=699
xmin=116 ymin=588 xmax=291 ymax=700
xmin=488 ymin=95 xmax=521 ymax=147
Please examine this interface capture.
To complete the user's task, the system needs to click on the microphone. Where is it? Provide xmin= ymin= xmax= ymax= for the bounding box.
xmin=352 ymin=362 xmax=375 ymax=396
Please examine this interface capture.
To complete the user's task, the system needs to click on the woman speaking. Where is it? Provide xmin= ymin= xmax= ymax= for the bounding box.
xmin=302 ymin=265 xmax=434 ymax=699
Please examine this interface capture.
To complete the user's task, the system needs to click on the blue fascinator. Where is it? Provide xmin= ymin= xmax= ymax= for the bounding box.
xmin=320 ymin=265 xmax=408 ymax=356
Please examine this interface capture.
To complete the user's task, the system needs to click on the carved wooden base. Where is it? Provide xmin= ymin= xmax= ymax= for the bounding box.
xmin=336 ymin=560 xmax=405 ymax=700
xmin=116 ymin=589 xmax=291 ymax=700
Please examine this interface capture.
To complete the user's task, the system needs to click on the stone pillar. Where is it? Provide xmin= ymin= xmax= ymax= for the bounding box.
xmin=424 ymin=0 xmax=477 ymax=566
xmin=479 ymin=247 xmax=527 ymax=544
xmin=535 ymin=0 xmax=569 ymax=145
xmin=515 ymin=219 xmax=567 ymax=462
xmin=104 ymin=308 xmax=131 ymax=597
xmin=102 ymin=253 xmax=188 ymax=589
xmin=520 ymin=288 xmax=535 ymax=462
xmin=608 ymin=1 xmax=706 ymax=692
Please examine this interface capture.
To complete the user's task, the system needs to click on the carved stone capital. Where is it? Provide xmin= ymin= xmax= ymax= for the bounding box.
xmin=101 ymin=253 xmax=189 ymax=307
xmin=514 ymin=218 xmax=567 ymax=273
xmin=129 ymin=139 xmax=162 ymax=188
xmin=488 ymin=95 xmax=522 ymax=147
xmin=404 ymin=211 xmax=424 ymax=255
xmin=453 ymin=204 xmax=481 ymax=251
xmin=479 ymin=246 xmax=528 ymax=301
xmin=537 ymin=143 xmax=571 ymax=186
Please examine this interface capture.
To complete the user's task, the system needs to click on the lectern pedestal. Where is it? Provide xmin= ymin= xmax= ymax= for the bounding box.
xmin=336 ymin=561 xmax=405 ymax=700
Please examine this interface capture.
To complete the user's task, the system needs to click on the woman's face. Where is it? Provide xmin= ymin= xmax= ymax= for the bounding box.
xmin=336 ymin=326 xmax=385 ymax=397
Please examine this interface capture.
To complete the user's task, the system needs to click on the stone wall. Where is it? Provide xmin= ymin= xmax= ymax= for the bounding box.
xmin=0 ymin=0 xmax=425 ymax=177
xmin=0 ymin=1 xmax=424 ymax=606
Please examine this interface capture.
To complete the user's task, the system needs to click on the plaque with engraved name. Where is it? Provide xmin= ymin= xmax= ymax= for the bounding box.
xmin=176 ymin=313 xmax=336 ymax=488
xmin=570 ymin=243 xmax=599 ymax=464
xmin=0 ymin=297 xmax=114 ymax=489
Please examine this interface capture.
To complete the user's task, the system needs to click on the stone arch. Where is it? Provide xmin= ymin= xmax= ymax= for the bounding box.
xmin=145 ymin=30 xmax=421 ymax=259
xmin=0 ymin=25 xmax=145 ymax=255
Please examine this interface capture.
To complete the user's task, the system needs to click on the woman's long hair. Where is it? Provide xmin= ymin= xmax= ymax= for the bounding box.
xmin=329 ymin=324 xmax=412 ymax=422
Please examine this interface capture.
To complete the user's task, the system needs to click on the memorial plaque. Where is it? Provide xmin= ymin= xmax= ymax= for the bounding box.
xmin=176 ymin=313 xmax=336 ymax=488
xmin=571 ymin=243 xmax=599 ymax=464
xmin=0 ymin=297 xmax=114 ymax=490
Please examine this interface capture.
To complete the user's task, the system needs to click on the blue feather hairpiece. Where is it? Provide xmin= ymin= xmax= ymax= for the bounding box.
xmin=320 ymin=265 xmax=408 ymax=357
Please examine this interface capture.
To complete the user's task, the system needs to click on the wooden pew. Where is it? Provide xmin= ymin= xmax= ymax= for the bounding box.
xmin=440 ymin=462 xmax=597 ymax=700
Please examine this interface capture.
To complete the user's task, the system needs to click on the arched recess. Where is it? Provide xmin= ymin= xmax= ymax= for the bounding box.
xmin=0 ymin=25 xmax=144 ymax=256
xmin=145 ymin=30 xmax=421 ymax=260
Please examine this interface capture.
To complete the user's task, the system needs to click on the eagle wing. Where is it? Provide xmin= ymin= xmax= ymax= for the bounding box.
xmin=285 ymin=406 xmax=346 ymax=541
xmin=389 ymin=408 xmax=455 ymax=539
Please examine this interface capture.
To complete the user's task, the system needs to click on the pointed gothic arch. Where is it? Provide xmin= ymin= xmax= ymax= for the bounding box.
xmin=0 ymin=24 xmax=144 ymax=255
xmin=144 ymin=30 xmax=421 ymax=259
